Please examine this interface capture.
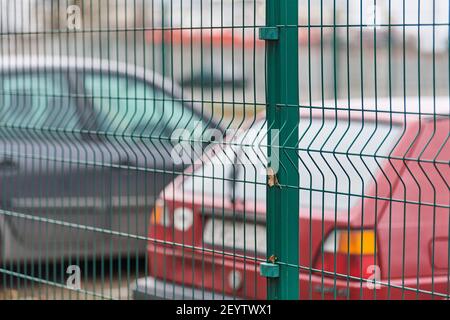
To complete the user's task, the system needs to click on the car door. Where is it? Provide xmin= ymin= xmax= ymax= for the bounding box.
xmin=377 ymin=117 xmax=450 ymax=296
xmin=81 ymin=72 xmax=213 ymax=254
xmin=0 ymin=70 xmax=109 ymax=259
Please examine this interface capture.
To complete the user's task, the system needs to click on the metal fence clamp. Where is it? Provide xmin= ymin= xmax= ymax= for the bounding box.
xmin=258 ymin=27 xmax=279 ymax=41
xmin=260 ymin=255 xmax=280 ymax=278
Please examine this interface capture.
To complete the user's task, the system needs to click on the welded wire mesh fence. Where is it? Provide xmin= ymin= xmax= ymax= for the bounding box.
xmin=0 ymin=0 xmax=449 ymax=300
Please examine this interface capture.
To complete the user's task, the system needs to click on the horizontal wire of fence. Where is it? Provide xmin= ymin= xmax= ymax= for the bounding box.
xmin=0 ymin=0 xmax=448 ymax=300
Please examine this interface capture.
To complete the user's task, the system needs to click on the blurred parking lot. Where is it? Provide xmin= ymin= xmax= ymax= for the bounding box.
xmin=1 ymin=257 xmax=146 ymax=300
xmin=1 ymin=0 xmax=449 ymax=301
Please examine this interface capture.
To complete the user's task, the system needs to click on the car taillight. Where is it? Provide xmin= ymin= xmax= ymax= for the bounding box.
xmin=151 ymin=200 xmax=195 ymax=232
xmin=315 ymin=229 xmax=378 ymax=280
xmin=151 ymin=199 xmax=171 ymax=227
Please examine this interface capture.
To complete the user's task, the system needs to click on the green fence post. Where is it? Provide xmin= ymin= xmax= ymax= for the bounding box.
xmin=264 ymin=0 xmax=300 ymax=300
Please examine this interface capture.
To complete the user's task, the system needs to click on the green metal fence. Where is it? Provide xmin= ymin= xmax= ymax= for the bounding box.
xmin=0 ymin=0 xmax=449 ymax=300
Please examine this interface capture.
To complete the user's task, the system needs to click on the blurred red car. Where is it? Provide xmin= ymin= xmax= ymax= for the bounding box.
xmin=134 ymin=97 xmax=449 ymax=300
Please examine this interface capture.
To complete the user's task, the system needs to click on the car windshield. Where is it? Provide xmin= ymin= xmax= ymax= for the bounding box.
xmin=184 ymin=113 xmax=402 ymax=211
xmin=84 ymin=73 xmax=206 ymax=140
xmin=0 ymin=72 xmax=80 ymax=132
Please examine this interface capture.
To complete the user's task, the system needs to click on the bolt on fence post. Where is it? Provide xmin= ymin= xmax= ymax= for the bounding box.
xmin=264 ymin=0 xmax=300 ymax=300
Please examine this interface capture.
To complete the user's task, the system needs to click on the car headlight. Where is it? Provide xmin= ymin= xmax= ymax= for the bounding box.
xmin=173 ymin=207 xmax=194 ymax=231
xmin=151 ymin=199 xmax=171 ymax=227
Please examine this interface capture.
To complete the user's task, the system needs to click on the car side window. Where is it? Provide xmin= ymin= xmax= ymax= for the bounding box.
xmin=84 ymin=73 xmax=205 ymax=140
xmin=0 ymin=72 xmax=80 ymax=132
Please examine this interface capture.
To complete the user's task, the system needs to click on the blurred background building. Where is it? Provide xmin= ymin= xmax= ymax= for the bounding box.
xmin=1 ymin=0 xmax=449 ymax=121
